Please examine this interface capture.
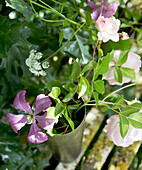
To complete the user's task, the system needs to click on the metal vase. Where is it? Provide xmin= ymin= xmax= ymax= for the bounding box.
xmin=48 ymin=108 xmax=85 ymax=163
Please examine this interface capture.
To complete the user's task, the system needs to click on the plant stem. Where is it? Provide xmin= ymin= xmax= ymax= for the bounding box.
xmin=37 ymin=0 xmax=81 ymax=26
xmin=41 ymin=22 xmax=86 ymax=62
xmin=102 ymin=83 xmax=135 ymax=102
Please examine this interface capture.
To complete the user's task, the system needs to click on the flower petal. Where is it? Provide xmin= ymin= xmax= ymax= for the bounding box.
xmin=88 ymin=0 xmax=101 ymax=20
xmin=6 ymin=113 xmax=27 ymax=133
xmin=34 ymin=94 xmax=52 ymax=114
xmin=13 ymin=91 xmax=32 ymax=113
xmin=27 ymin=121 xmax=48 ymax=144
xmin=102 ymin=2 xmax=118 ymax=18
xmin=36 ymin=113 xmax=56 ymax=131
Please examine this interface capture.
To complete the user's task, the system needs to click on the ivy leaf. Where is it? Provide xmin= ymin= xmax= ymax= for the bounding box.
xmin=119 ymin=114 xmax=129 ymax=138
xmin=120 ymin=67 xmax=135 ymax=80
xmin=128 ymin=112 xmax=142 ymax=128
xmin=94 ymin=80 xmax=105 ymax=94
xmin=113 ymin=67 xmax=123 ymax=83
xmin=48 ymin=87 xmax=61 ymax=102
xmin=115 ymin=51 xmax=129 ymax=66
xmin=64 ymin=109 xmax=74 ymax=131
xmin=62 ymin=87 xmax=76 ymax=102
xmin=78 ymin=77 xmax=91 ymax=98
xmin=93 ymin=92 xmax=98 ymax=108
xmin=69 ymin=60 xmax=81 ymax=81
xmin=55 ymin=103 xmax=66 ymax=116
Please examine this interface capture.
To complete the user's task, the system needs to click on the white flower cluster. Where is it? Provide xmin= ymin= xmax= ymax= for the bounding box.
xmin=26 ymin=50 xmax=50 ymax=76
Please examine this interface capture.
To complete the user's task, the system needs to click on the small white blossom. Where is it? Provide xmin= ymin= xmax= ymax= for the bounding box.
xmin=33 ymin=61 xmax=42 ymax=70
xmin=25 ymin=58 xmax=32 ymax=67
xmin=42 ymin=61 xmax=50 ymax=69
xmin=35 ymin=52 xmax=43 ymax=60
xmin=39 ymin=70 xmax=47 ymax=76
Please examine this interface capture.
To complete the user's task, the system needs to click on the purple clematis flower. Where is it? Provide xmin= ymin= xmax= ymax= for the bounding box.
xmin=6 ymin=90 xmax=55 ymax=144
xmin=88 ymin=0 xmax=118 ymax=20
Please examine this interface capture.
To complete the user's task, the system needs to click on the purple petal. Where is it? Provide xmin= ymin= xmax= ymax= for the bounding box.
xmin=27 ymin=121 xmax=48 ymax=144
xmin=13 ymin=91 xmax=32 ymax=113
xmin=88 ymin=0 xmax=101 ymax=20
xmin=102 ymin=2 xmax=118 ymax=18
xmin=34 ymin=94 xmax=52 ymax=115
xmin=36 ymin=113 xmax=56 ymax=130
xmin=6 ymin=113 xmax=27 ymax=133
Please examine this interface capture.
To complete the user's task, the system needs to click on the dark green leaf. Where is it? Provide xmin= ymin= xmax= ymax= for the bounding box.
xmin=133 ymin=11 xmax=141 ymax=22
xmin=62 ymin=87 xmax=76 ymax=102
xmin=59 ymin=29 xmax=64 ymax=46
xmin=107 ymin=40 xmax=132 ymax=52
xmin=63 ymin=82 xmax=76 ymax=92
xmin=128 ymin=112 xmax=142 ymax=128
xmin=115 ymin=51 xmax=129 ymax=66
xmin=124 ymin=8 xmax=131 ymax=20
xmin=119 ymin=114 xmax=129 ymax=138
xmin=6 ymin=0 xmax=33 ymax=22
xmin=69 ymin=60 xmax=81 ymax=81
xmin=64 ymin=109 xmax=74 ymax=131
xmin=55 ymin=103 xmax=66 ymax=116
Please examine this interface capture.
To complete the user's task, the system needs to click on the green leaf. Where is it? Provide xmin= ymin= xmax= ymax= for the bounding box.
xmin=63 ymin=20 xmax=68 ymax=27
xmin=64 ymin=109 xmax=74 ymax=131
xmin=94 ymin=80 xmax=105 ymax=94
xmin=124 ymin=8 xmax=131 ymax=20
xmin=107 ymin=39 xmax=132 ymax=52
xmin=62 ymin=29 xmax=92 ymax=64
xmin=48 ymin=87 xmax=61 ymax=102
xmin=78 ymin=76 xmax=90 ymax=98
xmin=86 ymin=8 xmax=92 ymax=26
xmin=69 ymin=60 xmax=81 ymax=81
xmin=113 ymin=95 xmax=124 ymax=109
xmin=128 ymin=112 xmax=142 ymax=128
xmin=46 ymin=107 xmax=56 ymax=119
xmin=5 ymin=0 xmax=33 ymax=22
xmin=96 ymin=51 xmax=113 ymax=75
xmin=120 ymin=67 xmax=135 ymax=80
xmin=113 ymin=67 xmax=123 ymax=83
xmin=59 ymin=29 xmax=64 ymax=46
xmin=62 ymin=87 xmax=76 ymax=102
xmin=121 ymin=103 xmax=142 ymax=116
xmin=115 ymin=51 xmax=129 ymax=66
xmin=93 ymin=92 xmax=98 ymax=108
xmin=55 ymin=102 xmax=66 ymax=116
xmin=119 ymin=114 xmax=129 ymax=138
xmin=63 ymin=82 xmax=76 ymax=92
xmin=81 ymin=60 xmax=92 ymax=75
xmin=133 ymin=11 xmax=141 ymax=22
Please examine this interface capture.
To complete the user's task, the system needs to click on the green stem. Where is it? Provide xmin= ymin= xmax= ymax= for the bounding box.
xmin=41 ymin=22 xmax=86 ymax=62
xmin=37 ymin=0 xmax=81 ymax=26
xmin=102 ymin=83 xmax=135 ymax=102
xmin=30 ymin=0 xmax=63 ymax=23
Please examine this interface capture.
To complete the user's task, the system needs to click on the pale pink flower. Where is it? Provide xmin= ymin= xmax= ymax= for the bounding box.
xmin=95 ymin=16 xmax=120 ymax=43
xmin=88 ymin=0 xmax=118 ymax=20
xmin=119 ymin=32 xmax=129 ymax=40
xmin=104 ymin=115 xmax=142 ymax=147
xmin=105 ymin=50 xmax=141 ymax=85
xmin=6 ymin=91 xmax=55 ymax=144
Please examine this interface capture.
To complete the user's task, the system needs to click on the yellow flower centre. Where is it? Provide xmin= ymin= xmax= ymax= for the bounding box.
xmin=27 ymin=113 xmax=35 ymax=124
